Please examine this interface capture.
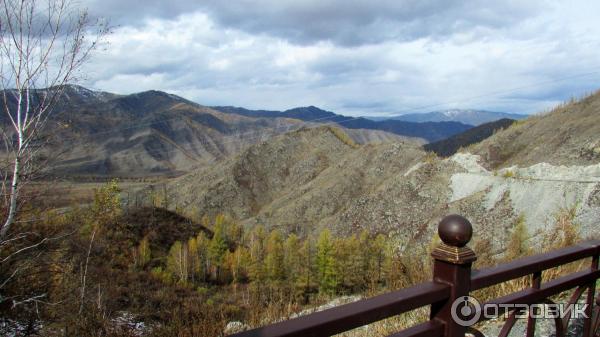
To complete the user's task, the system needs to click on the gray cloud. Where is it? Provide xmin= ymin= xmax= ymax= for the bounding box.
xmin=77 ymin=1 xmax=600 ymax=116
xmin=84 ymin=0 xmax=543 ymax=46
xmin=198 ymin=0 xmax=544 ymax=46
xmin=82 ymin=0 xmax=195 ymax=25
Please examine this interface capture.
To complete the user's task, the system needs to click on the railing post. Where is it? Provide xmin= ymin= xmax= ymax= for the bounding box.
xmin=583 ymin=254 xmax=599 ymax=337
xmin=430 ymin=215 xmax=477 ymax=337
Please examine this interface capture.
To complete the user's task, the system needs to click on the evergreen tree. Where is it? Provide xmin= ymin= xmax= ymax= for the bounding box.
xmin=298 ymin=236 xmax=315 ymax=299
xmin=248 ymin=226 xmax=267 ymax=283
xmin=209 ymin=221 xmax=229 ymax=281
xmin=316 ymin=229 xmax=337 ymax=294
xmin=372 ymin=234 xmax=387 ymax=286
xmin=265 ymin=230 xmax=285 ymax=282
xmin=284 ymin=234 xmax=301 ymax=284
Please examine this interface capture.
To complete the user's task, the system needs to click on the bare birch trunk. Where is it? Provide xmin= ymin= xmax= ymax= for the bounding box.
xmin=0 ymin=0 xmax=108 ymax=241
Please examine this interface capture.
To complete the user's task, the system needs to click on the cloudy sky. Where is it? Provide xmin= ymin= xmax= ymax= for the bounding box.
xmin=79 ymin=0 xmax=600 ymax=116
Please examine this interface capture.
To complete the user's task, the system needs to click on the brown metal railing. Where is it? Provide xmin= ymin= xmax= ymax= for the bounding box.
xmin=230 ymin=215 xmax=600 ymax=337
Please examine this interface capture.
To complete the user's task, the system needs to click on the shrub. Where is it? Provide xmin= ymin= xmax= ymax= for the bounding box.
xmin=502 ymin=170 xmax=515 ymax=178
xmin=326 ymin=126 xmax=358 ymax=148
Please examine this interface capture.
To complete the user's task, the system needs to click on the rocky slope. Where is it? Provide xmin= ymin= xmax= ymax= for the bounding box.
xmin=167 ymin=127 xmax=499 ymax=248
xmin=169 ymin=95 xmax=600 ymax=252
xmin=168 ymin=126 xmax=432 ymax=236
xmin=470 ymin=91 xmax=600 ymax=168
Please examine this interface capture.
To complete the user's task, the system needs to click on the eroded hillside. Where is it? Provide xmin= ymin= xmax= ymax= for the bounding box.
xmin=470 ymin=90 xmax=600 ymax=168
xmin=169 ymin=98 xmax=600 ymax=254
xmin=169 ymin=127 xmax=429 ymax=235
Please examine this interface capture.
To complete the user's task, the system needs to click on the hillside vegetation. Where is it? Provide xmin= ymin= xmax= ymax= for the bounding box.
xmin=424 ymin=118 xmax=515 ymax=157
xmin=470 ymin=91 xmax=600 ymax=168
xmin=0 ymin=180 xmax=583 ymax=336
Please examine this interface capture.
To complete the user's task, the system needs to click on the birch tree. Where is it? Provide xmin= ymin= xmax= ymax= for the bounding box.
xmin=0 ymin=0 xmax=107 ymax=239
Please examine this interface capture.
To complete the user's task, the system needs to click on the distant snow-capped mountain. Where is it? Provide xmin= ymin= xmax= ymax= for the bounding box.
xmin=372 ymin=109 xmax=527 ymax=126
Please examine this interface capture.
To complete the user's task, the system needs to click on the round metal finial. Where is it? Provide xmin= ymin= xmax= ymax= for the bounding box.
xmin=438 ymin=214 xmax=473 ymax=248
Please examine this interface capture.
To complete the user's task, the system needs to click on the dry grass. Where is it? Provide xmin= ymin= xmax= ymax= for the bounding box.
xmin=25 ymin=180 xmax=158 ymax=209
xmin=333 ymin=307 xmax=429 ymax=337
xmin=326 ymin=126 xmax=359 ymax=148
xmin=469 ymin=89 xmax=600 ymax=168
xmin=473 ymin=205 xmax=584 ymax=303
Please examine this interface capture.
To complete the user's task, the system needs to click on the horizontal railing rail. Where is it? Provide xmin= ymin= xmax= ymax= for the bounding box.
xmin=471 ymin=240 xmax=600 ymax=290
xmin=229 ymin=215 xmax=600 ymax=337
xmin=231 ymin=281 xmax=450 ymax=337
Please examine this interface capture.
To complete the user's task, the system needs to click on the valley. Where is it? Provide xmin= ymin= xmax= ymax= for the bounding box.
xmin=2 ymin=87 xmax=599 ymax=337
xmin=2 ymin=1 xmax=599 ymax=336
xmin=3 ymin=83 xmax=600 ymax=334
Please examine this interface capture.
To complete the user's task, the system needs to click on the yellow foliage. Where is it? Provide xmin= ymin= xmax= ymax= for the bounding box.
xmin=326 ymin=126 xmax=359 ymax=148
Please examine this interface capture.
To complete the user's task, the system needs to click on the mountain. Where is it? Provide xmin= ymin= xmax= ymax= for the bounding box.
xmin=167 ymin=117 xmax=600 ymax=253
xmin=376 ymin=109 xmax=526 ymax=125
xmin=168 ymin=126 xmax=436 ymax=237
xmin=1 ymin=85 xmax=307 ymax=178
xmin=424 ymin=118 xmax=515 ymax=157
xmin=212 ymin=105 xmax=473 ymax=142
xmin=470 ymin=91 xmax=600 ymax=168
xmin=1 ymin=85 xmax=425 ymax=178
xmin=214 ymin=105 xmax=335 ymax=121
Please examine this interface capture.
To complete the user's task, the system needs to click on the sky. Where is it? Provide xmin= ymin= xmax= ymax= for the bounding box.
xmin=79 ymin=0 xmax=600 ymax=116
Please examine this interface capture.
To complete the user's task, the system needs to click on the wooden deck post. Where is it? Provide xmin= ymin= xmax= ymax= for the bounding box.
xmin=430 ymin=215 xmax=477 ymax=337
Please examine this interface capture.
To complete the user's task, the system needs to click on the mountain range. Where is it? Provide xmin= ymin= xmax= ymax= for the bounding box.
xmin=1 ymin=85 xmax=483 ymax=178
xmin=168 ymin=90 xmax=600 ymax=252
xmin=212 ymin=105 xmax=473 ymax=142
xmin=370 ymin=109 xmax=527 ymax=125
xmin=1 ymin=85 xmax=305 ymax=177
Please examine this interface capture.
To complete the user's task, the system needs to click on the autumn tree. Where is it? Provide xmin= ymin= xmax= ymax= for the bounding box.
xmin=194 ymin=232 xmax=209 ymax=282
xmin=297 ymin=236 xmax=315 ymax=299
xmin=166 ymin=241 xmax=189 ymax=284
xmin=247 ymin=225 xmax=266 ymax=300
xmin=208 ymin=220 xmax=229 ymax=282
xmin=371 ymin=234 xmax=387 ymax=287
xmin=226 ymin=246 xmax=249 ymax=285
xmin=505 ymin=214 xmax=530 ymax=261
xmin=0 ymin=0 xmax=108 ymax=239
xmin=187 ymin=236 xmax=199 ymax=283
xmin=316 ymin=229 xmax=337 ymax=294
xmin=265 ymin=230 xmax=285 ymax=282
xmin=135 ymin=235 xmax=151 ymax=269
xmin=283 ymin=233 xmax=301 ymax=285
